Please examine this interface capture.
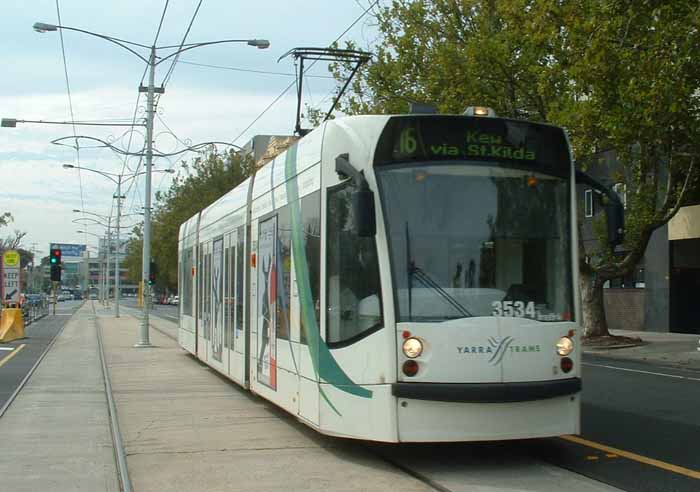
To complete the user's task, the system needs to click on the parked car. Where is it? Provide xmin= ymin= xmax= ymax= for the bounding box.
xmin=25 ymin=294 xmax=45 ymax=307
xmin=170 ymin=296 xmax=179 ymax=306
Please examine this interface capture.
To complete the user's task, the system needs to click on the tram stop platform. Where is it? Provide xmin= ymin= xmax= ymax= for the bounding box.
xmin=0 ymin=302 xmax=627 ymax=492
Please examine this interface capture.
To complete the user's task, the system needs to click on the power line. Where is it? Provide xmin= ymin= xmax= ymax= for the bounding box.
xmin=229 ymin=0 xmax=380 ymax=145
xmin=153 ymin=0 xmax=170 ymax=46
xmin=161 ymin=0 xmax=204 ymax=88
xmin=117 ymin=0 xmax=175 ymax=225
xmin=175 ymin=59 xmax=334 ymax=78
xmin=55 ymin=0 xmax=88 ymax=245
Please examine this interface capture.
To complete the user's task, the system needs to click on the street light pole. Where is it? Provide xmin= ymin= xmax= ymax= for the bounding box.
xmin=105 ymin=220 xmax=111 ymax=306
xmin=136 ymin=46 xmax=157 ymax=347
xmin=114 ymin=176 xmax=122 ymax=318
xmin=35 ymin=22 xmax=269 ymax=348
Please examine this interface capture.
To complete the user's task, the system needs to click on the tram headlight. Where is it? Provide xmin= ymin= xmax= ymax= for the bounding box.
xmin=556 ymin=336 xmax=574 ymax=356
xmin=402 ymin=337 xmax=423 ymax=358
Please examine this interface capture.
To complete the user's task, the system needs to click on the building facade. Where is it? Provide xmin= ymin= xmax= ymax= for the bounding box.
xmin=578 ymin=152 xmax=700 ymax=334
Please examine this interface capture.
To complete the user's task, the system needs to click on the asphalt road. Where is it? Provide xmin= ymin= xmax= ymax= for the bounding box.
xmin=119 ymin=301 xmax=700 ymax=491
xmin=537 ymin=355 xmax=700 ymax=492
xmin=0 ymin=300 xmax=83 ymax=410
xmin=122 ymin=298 xmax=179 ymax=323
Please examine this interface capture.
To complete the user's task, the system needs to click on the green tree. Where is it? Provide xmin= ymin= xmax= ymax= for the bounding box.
xmin=330 ymin=0 xmax=700 ymax=337
xmin=124 ymin=149 xmax=253 ymax=292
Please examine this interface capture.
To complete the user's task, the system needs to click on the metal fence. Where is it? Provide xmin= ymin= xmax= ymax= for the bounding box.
xmin=21 ymin=298 xmax=50 ymax=326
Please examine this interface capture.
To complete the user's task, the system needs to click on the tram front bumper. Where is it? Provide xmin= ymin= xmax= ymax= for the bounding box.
xmin=393 ymin=380 xmax=581 ymax=442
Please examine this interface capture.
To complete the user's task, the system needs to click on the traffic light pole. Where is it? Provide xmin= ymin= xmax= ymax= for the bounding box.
xmin=136 ymin=46 xmax=155 ymax=348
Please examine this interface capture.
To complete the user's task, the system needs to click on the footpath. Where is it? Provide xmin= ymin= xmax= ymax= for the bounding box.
xmin=583 ymin=329 xmax=700 ymax=372
xmin=0 ymin=303 xmax=119 ymax=491
xmin=0 ymin=302 xmax=429 ymax=492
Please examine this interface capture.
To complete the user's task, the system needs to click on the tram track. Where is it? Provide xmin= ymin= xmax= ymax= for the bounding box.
xmin=367 ymin=447 xmax=454 ymax=492
xmin=92 ymin=302 xmax=133 ymax=492
xmin=136 ymin=306 xmax=454 ymax=491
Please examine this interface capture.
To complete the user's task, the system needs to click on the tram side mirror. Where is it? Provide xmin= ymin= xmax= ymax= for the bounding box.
xmin=352 ymin=188 xmax=376 ymax=237
xmin=336 ymin=153 xmax=377 ymax=237
xmin=575 ymin=170 xmax=625 ymax=247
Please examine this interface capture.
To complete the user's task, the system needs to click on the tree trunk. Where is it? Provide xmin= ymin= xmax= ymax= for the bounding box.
xmin=580 ymin=269 xmax=610 ymax=338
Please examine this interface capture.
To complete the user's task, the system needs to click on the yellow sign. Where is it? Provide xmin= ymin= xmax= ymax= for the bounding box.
xmin=3 ymin=250 xmax=20 ymax=267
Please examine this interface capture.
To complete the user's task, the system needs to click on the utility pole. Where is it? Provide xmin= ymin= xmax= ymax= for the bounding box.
xmin=104 ymin=220 xmax=112 ymax=306
xmin=31 ymin=21 xmax=269 ymax=348
xmin=136 ymin=46 xmax=156 ymax=347
xmin=114 ymin=176 xmax=122 ymax=318
xmin=29 ymin=242 xmax=38 ymax=293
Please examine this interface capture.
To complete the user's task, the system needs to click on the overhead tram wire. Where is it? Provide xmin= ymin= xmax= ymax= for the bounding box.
xmin=55 ymin=0 xmax=88 ymax=244
xmin=153 ymin=0 xmax=170 ymax=46
xmin=160 ymin=0 xmax=204 ymax=89
xmin=118 ymin=0 xmax=169 ymax=183
xmin=120 ymin=0 xmax=203 ymax=219
xmin=228 ymin=0 xmax=380 ymax=146
xmin=175 ymin=60 xmax=334 ymax=78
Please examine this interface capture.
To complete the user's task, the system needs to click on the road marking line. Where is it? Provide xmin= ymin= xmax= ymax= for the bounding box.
xmin=0 ymin=347 xmax=14 ymax=351
xmin=561 ymin=435 xmax=700 ymax=479
xmin=583 ymin=362 xmax=700 ymax=382
xmin=0 ymin=344 xmax=26 ymax=368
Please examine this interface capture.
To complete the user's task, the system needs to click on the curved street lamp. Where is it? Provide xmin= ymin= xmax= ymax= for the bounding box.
xmin=65 ymin=164 xmax=174 ymax=317
xmin=37 ymin=21 xmax=269 ymax=346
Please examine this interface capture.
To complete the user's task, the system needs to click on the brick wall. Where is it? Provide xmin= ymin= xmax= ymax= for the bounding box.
xmin=603 ymin=289 xmax=645 ymax=331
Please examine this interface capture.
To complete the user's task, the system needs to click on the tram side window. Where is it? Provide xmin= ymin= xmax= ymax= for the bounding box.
xmin=326 ymin=184 xmax=383 ymax=345
xmin=300 ymin=191 xmax=321 ymax=345
xmin=204 ymin=251 xmax=211 ymax=340
xmin=224 ymin=241 xmax=232 ymax=349
xmin=276 ymin=207 xmax=292 ymax=341
xmin=197 ymin=250 xmax=203 ymax=322
xmin=236 ymin=227 xmax=244 ymax=334
xmin=181 ymin=248 xmax=193 ymax=317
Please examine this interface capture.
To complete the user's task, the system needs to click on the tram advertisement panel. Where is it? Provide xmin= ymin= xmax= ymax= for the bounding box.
xmin=257 ymin=217 xmax=278 ymax=390
xmin=212 ymin=237 xmax=224 ymax=362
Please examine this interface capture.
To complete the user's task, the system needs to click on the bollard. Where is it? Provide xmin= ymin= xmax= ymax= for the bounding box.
xmin=0 ymin=308 xmax=25 ymax=342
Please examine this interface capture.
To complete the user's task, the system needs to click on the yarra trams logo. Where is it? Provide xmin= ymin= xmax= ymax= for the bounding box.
xmin=456 ymin=337 xmax=541 ymax=365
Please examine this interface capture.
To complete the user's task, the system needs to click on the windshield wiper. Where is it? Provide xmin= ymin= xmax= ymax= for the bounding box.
xmin=409 ymin=264 xmax=473 ymax=318
xmin=405 ymin=222 xmax=472 ymax=319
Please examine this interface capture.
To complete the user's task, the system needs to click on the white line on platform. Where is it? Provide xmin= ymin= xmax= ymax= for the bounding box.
xmin=583 ymin=362 xmax=700 ymax=382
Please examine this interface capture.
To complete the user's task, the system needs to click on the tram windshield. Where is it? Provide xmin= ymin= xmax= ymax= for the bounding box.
xmin=376 ymin=163 xmax=573 ymax=322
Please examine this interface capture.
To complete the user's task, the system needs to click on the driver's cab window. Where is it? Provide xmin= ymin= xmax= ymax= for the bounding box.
xmin=326 ymin=183 xmax=382 ymax=345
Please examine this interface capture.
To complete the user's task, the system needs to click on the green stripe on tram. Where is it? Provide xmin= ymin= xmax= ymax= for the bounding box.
xmin=284 ymin=146 xmax=373 ymax=407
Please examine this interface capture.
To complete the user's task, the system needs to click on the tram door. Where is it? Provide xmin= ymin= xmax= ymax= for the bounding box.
xmin=224 ymin=230 xmax=246 ymax=382
xmin=209 ymin=236 xmax=226 ymax=374
xmin=197 ymin=241 xmax=212 ymax=362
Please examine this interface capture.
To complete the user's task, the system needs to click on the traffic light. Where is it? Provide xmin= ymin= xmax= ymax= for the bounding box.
xmin=50 ymin=248 xmax=62 ymax=282
xmin=50 ymin=248 xmax=61 ymax=265
xmin=148 ymin=260 xmax=158 ymax=285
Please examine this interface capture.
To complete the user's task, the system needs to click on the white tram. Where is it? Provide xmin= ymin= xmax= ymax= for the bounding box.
xmin=178 ymin=109 xmax=621 ymax=442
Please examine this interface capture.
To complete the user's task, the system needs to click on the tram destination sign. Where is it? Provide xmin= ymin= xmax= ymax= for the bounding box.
xmin=374 ymin=115 xmax=571 ymax=177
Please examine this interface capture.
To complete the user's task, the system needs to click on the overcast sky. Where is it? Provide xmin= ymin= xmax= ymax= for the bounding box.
xmin=0 ymin=0 xmax=380 ymax=258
